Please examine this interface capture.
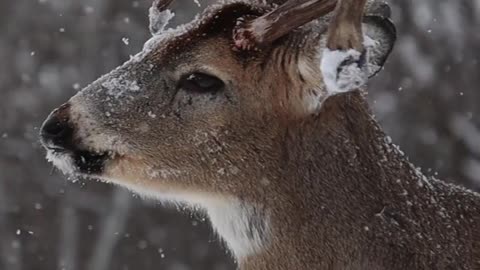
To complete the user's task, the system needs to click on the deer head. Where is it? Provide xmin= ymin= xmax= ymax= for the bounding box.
xmin=40 ymin=0 xmax=397 ymax=265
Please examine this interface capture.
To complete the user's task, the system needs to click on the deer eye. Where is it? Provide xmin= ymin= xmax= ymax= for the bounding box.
xmin=179 ymin=72 xmax=224 ymax=93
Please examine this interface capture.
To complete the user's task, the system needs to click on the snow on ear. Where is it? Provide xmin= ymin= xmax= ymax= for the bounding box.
xmin=149 ymin=1 xmax=175 ymax=35
xmin=320 ymin=15 xmax=396 ymax=95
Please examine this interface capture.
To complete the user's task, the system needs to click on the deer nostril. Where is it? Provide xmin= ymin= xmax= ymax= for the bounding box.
xmin=42 ymin=118 xmax=67 ymax=136
xmin=40 ymin=103 xmax=74 ymax=150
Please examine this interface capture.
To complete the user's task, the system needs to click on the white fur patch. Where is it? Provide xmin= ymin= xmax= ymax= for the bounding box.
xmin=102 ymin=180 xmax=270 ymax=260
xmin=46 ymin=151 xmax=76 ymax=175
xmin=320 ymin=48 xmax=368 ymax=95
xmin=203 ymin=199 xmax=269 ymax=259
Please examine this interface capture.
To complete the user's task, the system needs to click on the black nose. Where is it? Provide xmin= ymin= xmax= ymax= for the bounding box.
xmin=40 ymin=103 xmax=74 ymax=150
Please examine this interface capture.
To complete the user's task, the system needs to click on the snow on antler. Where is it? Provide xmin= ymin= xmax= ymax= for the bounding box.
xmin=320 ymin=0 xmax=369 ymax=95
xmin=149 ymin=0 xmax=175 ymax=35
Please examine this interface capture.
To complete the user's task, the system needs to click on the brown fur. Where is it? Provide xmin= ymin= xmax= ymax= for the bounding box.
xmin=237 ymin=93 xmax=480 ymax=269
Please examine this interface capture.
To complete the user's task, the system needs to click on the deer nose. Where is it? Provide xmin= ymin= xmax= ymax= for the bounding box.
xmin=40 ymin=103 xmax=74 ymax=151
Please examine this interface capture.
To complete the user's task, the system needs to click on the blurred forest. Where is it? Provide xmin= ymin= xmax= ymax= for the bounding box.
xmin=0 ymin=0 xmax=479 ymax=269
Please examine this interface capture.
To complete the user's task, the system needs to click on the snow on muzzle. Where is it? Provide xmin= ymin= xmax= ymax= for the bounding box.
xmin=39 ymin=102 xmax=110 ymax=175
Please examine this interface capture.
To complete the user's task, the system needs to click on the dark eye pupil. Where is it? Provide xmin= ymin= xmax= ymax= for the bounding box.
xmin=180 ymin=72 xmax=224 ymax=93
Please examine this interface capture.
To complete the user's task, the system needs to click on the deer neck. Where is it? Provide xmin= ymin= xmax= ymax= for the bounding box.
xmin=235 ymin=93 xmax=435 ymax=269
xmin=200 ymin=93 xmax=478 ymax=269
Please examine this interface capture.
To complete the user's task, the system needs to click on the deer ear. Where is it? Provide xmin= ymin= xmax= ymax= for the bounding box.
xmin=363 ymin=15 xmax=396 ymax=78
xmin=295 ymin=15 xmax=396 ymax=115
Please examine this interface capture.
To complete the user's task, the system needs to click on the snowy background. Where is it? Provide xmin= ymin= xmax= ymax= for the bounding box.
xmin=0 ymin=0 xmax=479 ymax=269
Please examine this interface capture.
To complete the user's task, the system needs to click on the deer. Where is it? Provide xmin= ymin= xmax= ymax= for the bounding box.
xmin=39 ymin=0 xmax=480 ymax=269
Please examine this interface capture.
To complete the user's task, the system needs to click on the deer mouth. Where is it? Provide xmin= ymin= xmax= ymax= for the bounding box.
xmin=72 ymin=150 xmax=110 ymax=174
xmin=45 ymin=147 xmax=118 ymax=177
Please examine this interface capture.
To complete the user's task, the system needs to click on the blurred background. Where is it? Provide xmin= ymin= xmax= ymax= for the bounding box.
xmin=0 ymin=0 xmax=478 ymax=269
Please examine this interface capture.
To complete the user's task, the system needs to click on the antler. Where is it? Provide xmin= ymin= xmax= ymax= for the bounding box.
xmin=149 ymin=0 xmax=175 ymax=35
xmin=234 ymin=0 xmax=370 ymax=92
xmin=154 ymin=0 xmax=174 ymax=11
xmin=326 ymin=0 xmax=367 ymax=51
xmin=233 ymin=0 xmax=337 ymax=50
xmin=233 ymin=0 xmax=368 ymax=52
